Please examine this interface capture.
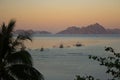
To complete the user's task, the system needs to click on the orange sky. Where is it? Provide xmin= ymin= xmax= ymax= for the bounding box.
xmin=0 ymin=0 xmax=120 ymax=33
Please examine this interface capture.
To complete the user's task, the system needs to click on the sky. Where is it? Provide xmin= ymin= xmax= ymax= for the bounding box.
xmin=0 ymin=0 xmax=120 ymax=33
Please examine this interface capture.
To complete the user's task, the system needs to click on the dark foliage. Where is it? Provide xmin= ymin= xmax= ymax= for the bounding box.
xmin=0 ymin=20 xmax=44 ymax=80
xmin=75 ymin=47 xmax=120 ymax=80
xmin=74 ymin=75 xmax=100 ymax=80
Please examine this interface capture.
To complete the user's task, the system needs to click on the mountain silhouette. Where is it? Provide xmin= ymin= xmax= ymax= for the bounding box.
xmin=14 ymin=23 xmax=120 ymax=34
xmin=57 ymin=23 xmax=120 ymax=34
xmin=14 ymin=30 xmax=51 ymax=34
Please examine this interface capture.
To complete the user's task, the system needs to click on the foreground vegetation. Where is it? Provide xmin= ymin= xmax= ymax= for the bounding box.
xmin=0 ymin=20 xmax=44 ymax=80
xmin=1 ymin=20 xmax=119 ymax=80
xmin=75 ymin=47 xmax=120 ymax=80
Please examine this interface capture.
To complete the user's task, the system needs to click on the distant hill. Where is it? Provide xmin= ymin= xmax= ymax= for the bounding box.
xmin=106 ymin=29 xmax=120 ymax=34
xmin=14 ymin=23 xmax=120 ymax=34
xmin=14 ymin=30 xmax=52 ymax=34
xmin=57 ymin=26 xmax=81 ymax=34
xmin=35 ymin=31 xmax=52 ymax=34
xmin=57 ymin=23 xmax=120 ymax=34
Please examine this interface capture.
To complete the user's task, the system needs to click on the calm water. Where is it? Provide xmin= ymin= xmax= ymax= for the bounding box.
xmin=26 ymin=34 xmax=120 ymax=80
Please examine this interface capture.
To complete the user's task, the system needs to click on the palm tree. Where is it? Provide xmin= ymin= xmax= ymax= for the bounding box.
xmin=0 ymin=20 xmax=44 ymax=80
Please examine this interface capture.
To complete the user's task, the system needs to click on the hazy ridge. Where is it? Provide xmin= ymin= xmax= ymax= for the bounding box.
xmin=14 ymin=23 xmax=120 ymax=34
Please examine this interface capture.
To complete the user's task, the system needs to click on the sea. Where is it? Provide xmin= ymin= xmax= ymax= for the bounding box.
xmin=25 ymin=34 xmax=120 ymax=80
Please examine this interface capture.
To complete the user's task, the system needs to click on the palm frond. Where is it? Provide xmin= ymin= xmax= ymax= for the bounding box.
xmin=7 ymin=19 xmax=16 ymax=34
xmin=0 ymin=20 xmax=16 ymax=58
xmin=17 ymin=32 xmax=32 ymax=41
xmin=5 ymin=50 xmax=33 ymax=66
xmin=7 ymin=64 xmax=44 ymax=80
xmin=0 ymin=72 xmax=16 ymax=80
xmin=0 ymin=20 xmax=44 ymax=80
xmin=1 ymin=22 xmax=7 ymax=34
xmin=12 ymin=33 xmax=32 ymax=48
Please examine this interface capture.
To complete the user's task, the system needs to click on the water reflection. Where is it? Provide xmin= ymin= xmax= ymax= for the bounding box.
xmin=26 ymin=35 xmax=120 ymax=80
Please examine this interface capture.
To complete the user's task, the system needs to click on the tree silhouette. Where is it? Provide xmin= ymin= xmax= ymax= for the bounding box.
xmin=75 ymin=47 xmax=120 ymax=80
xmin=0 ymin=20 xmax=44 ymax=80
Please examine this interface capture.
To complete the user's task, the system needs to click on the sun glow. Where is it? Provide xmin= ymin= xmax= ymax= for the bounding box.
xmin=0 ymin=0 xmax=120 ymax=32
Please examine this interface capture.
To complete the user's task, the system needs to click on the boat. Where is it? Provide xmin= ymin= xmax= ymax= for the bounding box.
xmin=59 ymin=44 xmax=64 ymax=48
xmin=75 ymin=42 xmax=82 ymax=47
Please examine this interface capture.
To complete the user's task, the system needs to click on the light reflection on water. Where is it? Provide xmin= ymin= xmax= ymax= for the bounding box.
xmin=26 ymin=34 xmax=120 ymax=80
xmin=25 ymin=35 xmax=120 ymax=49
